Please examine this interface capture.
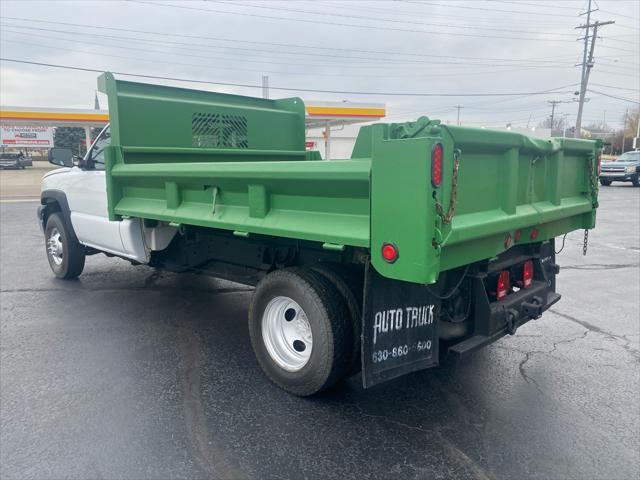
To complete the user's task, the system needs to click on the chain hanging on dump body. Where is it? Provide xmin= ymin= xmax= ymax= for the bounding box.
xmin=583 ymin=229 xmax=589 ymax=256
xmin=583 ymin=155 xmax=598 ymax=256
xmin=435 ymin=149 xmax=461 ymax=225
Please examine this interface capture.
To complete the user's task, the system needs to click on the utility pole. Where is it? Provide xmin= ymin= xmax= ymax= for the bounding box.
xmin=455 ymin=105 xmax=462 ymax=126
xmin=548 ymin=100 xmax=560 ymax=132
xmin=574 ymin=14 xmax=615 ymax=138
xmin=636 ymin=111 xmax=640 ymax=150
xmin=261 ymin=75 xmax=269 ymax=99
xmin=622 ymin=108 xmax=628 ymax=152
xmin=578 ymin=0 xmax=594 ymax=105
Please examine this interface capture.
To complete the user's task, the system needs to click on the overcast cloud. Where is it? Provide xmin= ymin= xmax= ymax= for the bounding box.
xmin=0 ymin=0 xmax=638 ymax=130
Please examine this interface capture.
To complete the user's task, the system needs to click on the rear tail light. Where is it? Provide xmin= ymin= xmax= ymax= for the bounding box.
xmin=597 ymin=154 xmax=601 ymax=176
xmin=530 ymin=228 xmax=539 ymax=240
xmin=523 ymin=260 xmax=534 ymax=288
xmin=431 ymin=143 xmax=443 ymax=187
xmin=496 ymin=271 xmax=510 ymax=300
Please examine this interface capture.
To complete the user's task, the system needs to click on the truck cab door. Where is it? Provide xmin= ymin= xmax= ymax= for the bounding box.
xmin=66 ymin=126 xmax=146 ymax=261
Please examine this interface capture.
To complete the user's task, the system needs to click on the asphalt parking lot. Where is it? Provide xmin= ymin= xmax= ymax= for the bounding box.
xmin=0 ymin=162 xmax=55 ymax=201
xmin=1 ymin=184 xmax=639 ymax=479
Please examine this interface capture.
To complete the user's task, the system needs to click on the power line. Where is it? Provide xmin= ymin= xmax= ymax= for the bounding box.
xmin=0 ymin=57 xmax=580 ymax=97
xmin=3 ymin=35 xmax=575 ymax=80
xmin=590 ymin=82 xmax=639 ymax=91
xmin=302 ymin=0 xmax=578 ymax=28
xmin=398 ymin=0 xmax=579 ymax=17
xmin=127 ymin=0 xmax=577 ymax=42
xmin=588 ymin=89 xmax=640 ymax=104
xmin=0 ymin=16 xmax=581 ymax=65
xmin=598 ymin=9 xmax=640 ymax=21
xmin=0 ymin=24 xmax=576 ymax=69
xmin=211 ymin=0 xmax=578 ymax=37
xmin=484 ymin=0 xmax=583 ymax=11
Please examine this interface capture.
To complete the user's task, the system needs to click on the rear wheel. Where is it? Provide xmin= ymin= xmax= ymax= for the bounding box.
xmin=312 ymin=263 xmax=363 ymax=376
xmin=45 ymin=212 xmax=85 ymax=279
xmin=248 ymin=268 xmax=351 ymax=396
xmin=600 ymin=178 xmax=612 ymax=186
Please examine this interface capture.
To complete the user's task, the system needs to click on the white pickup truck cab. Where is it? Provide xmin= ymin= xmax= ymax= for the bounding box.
xmin=38 ymin=125 xmax=177 ymax=278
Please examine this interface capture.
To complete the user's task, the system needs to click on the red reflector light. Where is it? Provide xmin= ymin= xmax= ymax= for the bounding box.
xmin=523 ymin=260 xmax=534 ymax=288
xmin=597 ymin=155 xmax=601 ymax=176
xmin=515 ymin=230 xmax=522 ymax=242
xmin=431 ymin=143 xmax=443 ymax=187
xmin=496 ymin=271 xmax=510 ymax=300
xmin=530 ymin=228 xmax=539 ymax=240
xmin=381 ymin=243 xmax=398 ymax=263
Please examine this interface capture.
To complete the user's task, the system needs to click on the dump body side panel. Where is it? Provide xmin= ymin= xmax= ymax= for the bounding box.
xmin=98 ymin=73 xmax=371 ymax=247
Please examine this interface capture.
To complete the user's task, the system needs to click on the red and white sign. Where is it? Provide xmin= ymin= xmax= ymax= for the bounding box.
xmin=1 ymin=126 xmax=54 ymax=147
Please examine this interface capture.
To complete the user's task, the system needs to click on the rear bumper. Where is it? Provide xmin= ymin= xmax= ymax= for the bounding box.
xmin=449 ymin=280 xmax=561 ymax=356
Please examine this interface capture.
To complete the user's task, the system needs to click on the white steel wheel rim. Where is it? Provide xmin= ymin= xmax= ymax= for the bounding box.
xmin=47 ymin=227 xmax=64 ymax=266
xmin=261 ymin=296 xmax=313 ymax=372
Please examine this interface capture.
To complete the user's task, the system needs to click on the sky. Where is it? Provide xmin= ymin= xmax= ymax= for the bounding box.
xmin=0 ymin=0 xmax=638 ymax=131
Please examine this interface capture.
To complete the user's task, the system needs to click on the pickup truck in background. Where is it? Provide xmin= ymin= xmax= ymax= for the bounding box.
xmin=599 ymin=150 xmax=640 ymax=187
xmin=39 ymin=73 xmax=601 ymax=396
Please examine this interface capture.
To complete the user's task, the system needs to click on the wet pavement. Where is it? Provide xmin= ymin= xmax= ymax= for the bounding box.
xmin=1 ymin=185 xmax=638 ymax=479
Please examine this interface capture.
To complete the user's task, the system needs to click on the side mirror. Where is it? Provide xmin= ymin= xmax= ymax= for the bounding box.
xmin=48 ymin=147 xmax=74 ymax=167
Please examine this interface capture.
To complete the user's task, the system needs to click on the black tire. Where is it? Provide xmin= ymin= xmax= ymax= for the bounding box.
xmin=248 ymin=267 xmax=351 ymax=396
xmin=312 ymin=263 xmax=363 ymax=376
xmin=44 ymin=212 xmax=85 ymax=279
xmin=632 ymin=176 xmax=640 ymax=187
xmin=600 ymin=178 xmax=612 ymax=186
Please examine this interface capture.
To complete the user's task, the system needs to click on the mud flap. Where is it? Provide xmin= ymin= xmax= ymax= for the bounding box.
xmin=362 ymin=263 xmax=440 ymax=388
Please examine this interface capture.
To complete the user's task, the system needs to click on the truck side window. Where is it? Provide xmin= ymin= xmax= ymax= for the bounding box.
xmin=88 ymin=126 xmax=111 ymax=171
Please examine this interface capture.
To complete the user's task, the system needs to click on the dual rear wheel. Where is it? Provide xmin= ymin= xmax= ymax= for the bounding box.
xmin=248 ymin=266 xmax=362 ymax=396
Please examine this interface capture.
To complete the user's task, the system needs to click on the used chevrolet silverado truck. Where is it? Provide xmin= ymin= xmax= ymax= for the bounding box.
xmin=39 ymin=73 xmax=601 ymax=395
xmin=599 ymin=150 xmax=640 ymax=186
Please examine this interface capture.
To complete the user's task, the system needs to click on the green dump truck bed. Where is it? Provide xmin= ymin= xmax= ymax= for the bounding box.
xmin=99 ymin=73 xmax=600 ymax=285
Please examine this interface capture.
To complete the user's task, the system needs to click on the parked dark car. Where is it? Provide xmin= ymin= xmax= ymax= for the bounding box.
xmin=599 ymin=151 xmax=640 ymax=187
xmin=0 ymin=152 xmax=32 ymax=170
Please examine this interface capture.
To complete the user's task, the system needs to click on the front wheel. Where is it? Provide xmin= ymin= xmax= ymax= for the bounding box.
xmin=600 ymin=178 xmax=612 ymax=186
xmin=248 ymin=268 xmax=351 ymax=396
xmin=45 ymin=212 xmax=85 ymax=279
xmin=632 ymin=176 xmax=639 ymax=187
